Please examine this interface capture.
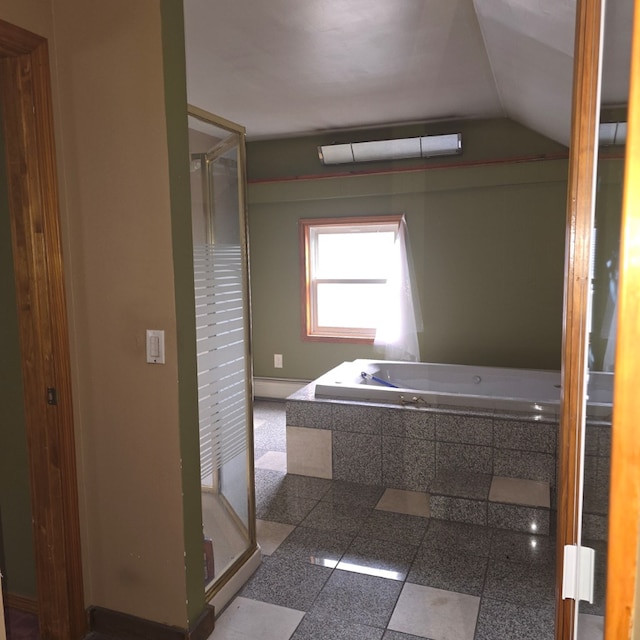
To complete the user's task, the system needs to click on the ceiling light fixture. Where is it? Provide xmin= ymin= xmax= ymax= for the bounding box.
xmin=318 ymin=133 xmax=462 ymax=165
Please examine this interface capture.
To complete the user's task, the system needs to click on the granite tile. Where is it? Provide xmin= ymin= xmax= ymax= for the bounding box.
xmin=487 ymin=503 xmax=550 ymax=535
xmin=582 ymin=513 xmax=608 ymax=541
xmin=256 ymin=493 xmax=320 ymax=526
xmin=474 ymin=597 xmax=554 ymax=640
xmin=290 ymin=612 xmax=384 ymax=640
xmin=375 ymin=488 xmax=430 ymax=518
xmin=240 ymin=555 xmax=332 ymax=611
xmin=430 ymin=495 xmax=487 ymax=525
xmin=300 ymin=500 xmax=372 ymax=535
xmin=384 ymin=407 xmax=436 ymax=440
xmin=322 ymin=480 xmax=385 ymax=508
xmin=333 ymin=431 xmax=382 ymax=485
xmin=599 ymin=426 xmax=612 ymax=458
xmin=310 ymin=569 xmax=403 ymax=628
xmin=436 ymin=413 xmax=493 ymax=445
xmin=483 ymin=558 xmax=555 ymax=608
xmin=254 ymin=402 xmax=287 ymax=451
xmin=407 ymin=545 xmax=488 ymax=596
xmin=429 ymin=470 xmax=491 ymax=500
xmin=256 ymin=519 xmax=296 ymax=556
xmin=436 ymin=442 xmax=493 ymax=475
xmin=382 ymin=632 xmax=429 ymax=640
xmin=331 ymin=404 xmax=401 ymax=435
xmin=358 ymin=509 xmax=430 ymax=546
xmin=584 ymin=424 xmax=601 ymax=456
xmin=268 ymin=473 xmax=333 ymax=501
xmin=255 ymin=450 xmax=288 ymax=472
xmin=382 ymin=436 xmax=435 ymax=491
xmin=493 ymin=419 xmax=556 ymax=454
xmin=255 ymin=468 xmax=287 ymax=504
xmin=421 ymin=519 xmax=493 ymax=557
xmin=489 ymin=529 xmax=555 ymax=565
xmin=337 ymin=535 xmax=419 ymax=581
xmin=271 ymin=525 xmax=353 ymax=568
xmin=493 ymin=449 xmax=555 ymax=484
xmin=286 ymin=400 xmax=337 ymax=430
xmin=388 ymin=583 xmax=480 ymax=640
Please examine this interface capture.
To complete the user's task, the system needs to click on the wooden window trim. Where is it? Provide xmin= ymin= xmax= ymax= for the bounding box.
xmin=299 ymin=215 xmax=402 ymax=343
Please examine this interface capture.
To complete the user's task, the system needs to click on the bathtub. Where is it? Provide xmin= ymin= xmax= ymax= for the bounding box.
xmin=313 ymin=359 xmax=613 ymax=418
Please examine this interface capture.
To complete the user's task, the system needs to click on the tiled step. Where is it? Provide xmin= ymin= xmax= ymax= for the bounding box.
xmin=429 ymin=471 xmax=551 ymax=535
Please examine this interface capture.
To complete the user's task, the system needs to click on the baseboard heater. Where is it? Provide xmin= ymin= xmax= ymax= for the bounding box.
xmin=253 ymin=377 xmax=309 ymax=400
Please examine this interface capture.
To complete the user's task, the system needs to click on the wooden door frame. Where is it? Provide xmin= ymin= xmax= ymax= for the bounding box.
xmin=555 ymin=0 xmax=603 ymax=637
xmin=605 ymin=0 xmax=640 ymax=635
xmin=558 ymin=0 xmax=640 ymax=638
xmin=0 ymin=18 xmax=85 ymax=640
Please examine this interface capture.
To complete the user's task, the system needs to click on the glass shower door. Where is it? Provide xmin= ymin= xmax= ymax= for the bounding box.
xmin=188 ymin=107 xmax=255 ymax=593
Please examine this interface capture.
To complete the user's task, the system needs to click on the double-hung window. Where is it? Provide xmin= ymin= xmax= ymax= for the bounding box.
xmin=300 ymin=216 xmax=402 ymax=342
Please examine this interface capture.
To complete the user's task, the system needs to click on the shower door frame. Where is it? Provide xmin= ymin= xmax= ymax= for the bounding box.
xmin=187 ymin=104 xmax=258 ymax=600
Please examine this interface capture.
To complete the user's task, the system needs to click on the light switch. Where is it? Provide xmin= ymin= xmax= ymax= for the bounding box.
xmin=146 ymin=330 xmax=165 ymax=364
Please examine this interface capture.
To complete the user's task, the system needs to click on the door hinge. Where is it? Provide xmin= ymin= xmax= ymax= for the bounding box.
xmin=562 ymin=544 xmax=595 ymax=603
xmin=47 ymin=387 xmax=58 ymax=406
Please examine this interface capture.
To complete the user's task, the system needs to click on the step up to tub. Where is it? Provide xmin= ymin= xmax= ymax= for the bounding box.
xmin=429 ymin=472 xmax=551 ymax=535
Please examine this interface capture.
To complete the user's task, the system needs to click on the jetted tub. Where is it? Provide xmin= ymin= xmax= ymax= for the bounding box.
xmin=313 ymin=359 xmax=613 ymax=417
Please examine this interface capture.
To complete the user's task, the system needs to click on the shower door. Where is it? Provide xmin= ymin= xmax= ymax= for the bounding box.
xmin=187 ymin=106 xmax=256 ymax=594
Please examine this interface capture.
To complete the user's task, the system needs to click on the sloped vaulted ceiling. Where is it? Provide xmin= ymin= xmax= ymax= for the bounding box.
xmin=184 ymin=0 xmax=632 ymax=143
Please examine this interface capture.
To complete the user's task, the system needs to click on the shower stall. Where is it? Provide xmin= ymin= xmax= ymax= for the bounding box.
xmin=187 ymin=106 xmax=257 ymax=600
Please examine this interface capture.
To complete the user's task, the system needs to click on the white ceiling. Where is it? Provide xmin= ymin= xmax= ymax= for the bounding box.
xmin=183 ymin=0 xmax=632 ymax=143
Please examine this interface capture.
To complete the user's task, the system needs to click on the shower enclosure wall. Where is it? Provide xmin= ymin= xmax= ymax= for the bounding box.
xmin=187 ymin=106 xmax=257 ymax=601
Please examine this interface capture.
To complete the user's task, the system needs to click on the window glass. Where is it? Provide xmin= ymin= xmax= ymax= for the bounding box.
xmin=301 ymin=216 xmax=401 ymax=341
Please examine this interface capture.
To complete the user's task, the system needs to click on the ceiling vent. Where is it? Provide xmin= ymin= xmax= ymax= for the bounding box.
xmin=599 ymin=122 xmax=627 ymax=146
xmin=318 ymin=133 xmax=462 ymax=165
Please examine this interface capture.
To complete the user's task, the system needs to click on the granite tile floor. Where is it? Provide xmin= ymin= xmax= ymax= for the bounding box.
xmin=209 ymin=399 xmax=605 ymax=640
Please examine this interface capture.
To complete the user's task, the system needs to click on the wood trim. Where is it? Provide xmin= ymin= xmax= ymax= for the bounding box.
xmin=555 ymin=0 xmax=603 ymax=638
xmin=298 ymin=215 xmax=403 ymax=343
xmin=3 ymin=593 xmax=39 ymax=615
xmin=605 ymin=0 xmax=640 ymax=636
xmin=89 ymin=605 xmax=215 ymax=640
xmin=0 ymin=19 xmax=85 ymax=640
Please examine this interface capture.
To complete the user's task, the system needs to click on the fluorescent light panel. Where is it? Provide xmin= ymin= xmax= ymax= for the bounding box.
xmin=319 ymin=133 xmax=462 ymax=165
xmin=599 ymin=122 xmax=627 ymax=145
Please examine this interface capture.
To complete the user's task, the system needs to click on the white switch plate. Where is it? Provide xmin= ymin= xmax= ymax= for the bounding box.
xmin=146 ymin=330 xmax=165 ymax=364
xmin=274 ymin=353 xmax=283 ymax=368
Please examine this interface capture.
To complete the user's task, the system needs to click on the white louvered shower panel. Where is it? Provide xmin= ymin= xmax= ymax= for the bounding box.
xmin=194 ymin=244 xmax=248 ymax=481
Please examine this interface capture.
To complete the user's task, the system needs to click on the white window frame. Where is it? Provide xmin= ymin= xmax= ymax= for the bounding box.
xmin=300 ymin=215 xmax=402 ymax=342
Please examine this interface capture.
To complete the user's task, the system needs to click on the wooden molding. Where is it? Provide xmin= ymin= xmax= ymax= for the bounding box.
xmin=555 ymin=0 xmax=603 ymax=638
xmin=0 ymin=18 xmax=85 ymax=639
xmin=89 ymin=605 xmax=215 ymax=640
xmin=3 ymin=592 xmax=38 ymax=615
xmin=605 ymin=0 xmax=640 ymax=637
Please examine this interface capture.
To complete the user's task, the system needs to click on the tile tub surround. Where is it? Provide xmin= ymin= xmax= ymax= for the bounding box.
xmin=286 ymin=386 xmax=613 ymax=540
xmin=286 ymin=385 xmax=561 ymax=492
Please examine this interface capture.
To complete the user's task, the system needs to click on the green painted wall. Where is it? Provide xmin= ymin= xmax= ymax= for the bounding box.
xmin=0 ymin=108 xmax=36 ymax=598
xmin=160 ymin=0 xmax=205 ymax=624
xmin=247 ymin=119 xmax=571 ymax=380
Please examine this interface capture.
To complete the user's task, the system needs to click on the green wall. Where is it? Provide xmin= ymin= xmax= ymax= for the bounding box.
xmin=247 ymin=119 xmax=571 ymax=380
xmin=0 ymin=109 xmax=36 ymax=598
xmin=160 ymin=0 xmax=206 ymax=624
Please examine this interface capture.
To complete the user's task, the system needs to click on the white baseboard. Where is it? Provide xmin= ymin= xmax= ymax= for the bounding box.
xmin=253 ymin=377 xmax=309 ymax=400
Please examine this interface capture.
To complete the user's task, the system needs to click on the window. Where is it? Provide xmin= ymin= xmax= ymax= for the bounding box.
xmin=300 ymin=216 xmax=402 ymax=342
